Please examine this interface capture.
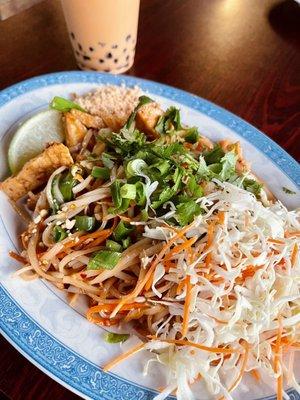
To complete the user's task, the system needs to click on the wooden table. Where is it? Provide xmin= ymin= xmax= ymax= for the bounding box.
xmin=0 ymin=0 xmax=299 ymax=399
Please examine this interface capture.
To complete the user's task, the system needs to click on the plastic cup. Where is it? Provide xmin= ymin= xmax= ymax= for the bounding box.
xmin=61 ymin=0 xmax=140 ymax=74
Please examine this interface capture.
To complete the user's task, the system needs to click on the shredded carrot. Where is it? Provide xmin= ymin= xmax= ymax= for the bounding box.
xmin=164 ymin=259 xmax=177 ymax=272
xmin=164 ymin=237 xmax=197 ymax=262
xmin=268 ymin=238 xmax=285 ymax=245
xmin=235 ymin=265 xmax=263 ymax=284
xmin=87 ymin=302 xmax=148 ymax=322
xmin=274 ymin=316 xmax=283 ymax=400
xmin=181 ymin=276 xmax=192 ymax=337
xmin=250 ymin=369 xmax=261 ymax=382
xmin=184 ymin=142 xmax=193 ymax=149
xmin=218 ymin=211 xmax=225 ymax=225
xmin=285 ymin=231 xmax=300 ymax=238
xmin=205 ymin=252 xmax=212 ymax=268
xmin=63 ymin=229 xmax=111 ymax=250
xmin=85 ymin=234 xmax=110 ymax=248
xmin=87 ymin=314 xmax=119 ymax=326
xmin=210 ymin=277 xmax=225 ymax=285
xmin=9 ymin=251 xmax=27 ymax=264
xmin=147 ymin=337 xmax=239 ymax=354
xmin=176 ymin=279 xmax=186 ymax=295
xmin=206 ymin=222 xmax=215 ymax=248
xmin=103 ymin=343 xmax=145 ymax=371
xmin=291 ymin=243 xmax=298 ymax=267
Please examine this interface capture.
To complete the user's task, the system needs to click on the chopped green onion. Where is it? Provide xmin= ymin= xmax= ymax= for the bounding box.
xmin=59 ymin=172 xmax=77 ymax=202
xmin=126 ymin=159 xmax=147 ymax=177
xmin=104 ymin=332 xmax=130 ymax=343
xmin=75 ymin=216 xmax=96 ymax=231
xmin=106 ymin=240 xmax=123 ymax=252
xmin=140 ymin=209 xmax=149 ymax=221
xmin=152 ymin=160 xmax=170 ymax=175
xmin=53 ymin=226 xmax=67 ymax=242
xmin=122 ymin=237 xmax=131 ymax=249
xmin=51 ymin=175 xmax=64 ymax=211
xmin=185 ymin=127 xmax=199 ymax=143
xmin=135 ymin=182 xmax=146 ymax=206
xmin=113 ymin=221 xmax=134 ymax=241
xmin=101 ymin=153 xmax=115 ymax=169
xmin=50 ymin=96 xmax=85 ymax=113
xmin=120 ymin=184 xmax=136 ymax=199
xmin=91 ymin=166 xmax=110 ymax=180
xmin=87 ymin=250 xmax=121 ymax=270
xmin=111 ymin=180 xmax=122 ymax=208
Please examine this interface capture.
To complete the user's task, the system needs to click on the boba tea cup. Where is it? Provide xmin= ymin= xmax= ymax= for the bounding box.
xmin=61 ymin=0 xmax=140 ymax=74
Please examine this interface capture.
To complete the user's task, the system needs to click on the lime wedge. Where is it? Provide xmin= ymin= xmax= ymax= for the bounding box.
xmin=8 ymin=109 xmax=65 ymax=174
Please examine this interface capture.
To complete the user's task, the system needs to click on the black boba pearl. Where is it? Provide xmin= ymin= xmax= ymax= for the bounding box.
xmin=112 ymin=44 xmax=118 ymax=49
xmin=126 ymin=34 xmax=131 ymax=41
xmin=89 ymin=47 xmax=94 ymax=52
xmin=99 ymin=59 xmax=104 ymax=63
xmin=106 ymin=52 xmax=113 ymax=59
xmin=114 ymin=59 xmax=118 ymax=63
xmin=70 ymin=32 xmax=75 ymax=39
xmin=83 ymin=55 xmax=91 ymax=60
xmin=78 ymin=43 xmax=82 ymax=51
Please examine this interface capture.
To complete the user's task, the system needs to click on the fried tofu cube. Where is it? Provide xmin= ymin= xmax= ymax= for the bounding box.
xmin=63 ymin=112 xmax=87 ymax=148
xmin=70 ymin=109 xmax=105 ymax=129
xmin=135 ymin=102 xmax=163 ymax=140
xmin=0 ymin=143 xmax=73 ymax=201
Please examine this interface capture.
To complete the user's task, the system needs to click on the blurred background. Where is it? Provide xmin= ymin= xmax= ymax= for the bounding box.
xmin=0 ymin=0 xmax=299 ymax=160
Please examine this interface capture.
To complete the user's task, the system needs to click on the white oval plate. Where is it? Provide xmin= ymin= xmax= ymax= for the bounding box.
xmin=0 ymin=71 xmax=299 ymax=400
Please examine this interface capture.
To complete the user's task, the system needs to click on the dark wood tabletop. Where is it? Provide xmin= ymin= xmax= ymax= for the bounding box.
xmin=0 ymin=0 xmax=299 ymax=399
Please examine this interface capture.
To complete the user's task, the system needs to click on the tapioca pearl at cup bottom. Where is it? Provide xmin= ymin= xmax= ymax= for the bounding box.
xmin=89 ymin=47 xmax=94 ymax=52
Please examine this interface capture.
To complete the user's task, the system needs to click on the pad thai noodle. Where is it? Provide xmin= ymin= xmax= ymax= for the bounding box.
xmin=2 ymin=89 xmax=299 ymax=400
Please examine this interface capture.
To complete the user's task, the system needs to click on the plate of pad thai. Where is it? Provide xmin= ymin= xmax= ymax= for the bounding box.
xmin=0 ymin=72 xmax=299 ymax=400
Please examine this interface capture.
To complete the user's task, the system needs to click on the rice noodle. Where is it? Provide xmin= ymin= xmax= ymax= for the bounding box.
xmin=73 ymin=175 xmax=93 ymax=194
xmin=45 ymin=166 xmax=66 ymax=209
